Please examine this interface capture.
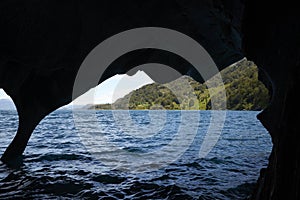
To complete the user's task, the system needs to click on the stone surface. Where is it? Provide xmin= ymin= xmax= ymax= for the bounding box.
xmin=243 ymin=1 xmax=300 ymax=199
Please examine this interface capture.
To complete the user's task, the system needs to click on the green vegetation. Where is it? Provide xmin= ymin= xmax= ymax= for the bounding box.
xmin=90 ymin=59 xmax=270 ymax=110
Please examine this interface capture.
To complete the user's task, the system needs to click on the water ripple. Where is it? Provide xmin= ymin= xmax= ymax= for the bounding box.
xmin=0 ymin=110 xmax=272 ymax=199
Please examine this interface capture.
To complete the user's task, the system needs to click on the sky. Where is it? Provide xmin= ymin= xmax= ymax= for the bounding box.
xmin=0 ymin=70 xmax=154 ymax=106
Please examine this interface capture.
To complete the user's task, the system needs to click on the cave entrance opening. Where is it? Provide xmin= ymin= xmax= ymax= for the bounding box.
xmin=0 ymin=56 xmax=273 ymax=198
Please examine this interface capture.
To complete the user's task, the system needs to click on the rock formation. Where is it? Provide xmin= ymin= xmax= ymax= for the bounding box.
xmin=0 ymin=0 xmax=299 ymax=199
xmin=0 ymin=0 xmax=243 ymax=165
xmin=243 ymin=1 xmax=300 ymax=199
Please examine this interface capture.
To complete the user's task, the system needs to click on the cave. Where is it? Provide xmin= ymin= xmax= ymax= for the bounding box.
xmin=0 ymin=1 xmax=299 ymax=199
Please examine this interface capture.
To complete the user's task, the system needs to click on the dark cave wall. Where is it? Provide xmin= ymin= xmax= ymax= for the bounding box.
xmin=243 ymin=1 xmax=300 ymax=199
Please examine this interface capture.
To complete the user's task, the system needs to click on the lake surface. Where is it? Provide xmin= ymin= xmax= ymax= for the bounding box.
xmin=0 ymin=110 xmax=272 ymax=199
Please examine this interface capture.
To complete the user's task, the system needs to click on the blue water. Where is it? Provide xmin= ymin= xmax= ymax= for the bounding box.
xmin=0 ymin=110 xmax=272 ymax=199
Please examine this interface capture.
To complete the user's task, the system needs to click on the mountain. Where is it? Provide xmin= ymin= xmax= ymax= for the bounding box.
xmin=0 ymin=99 xmax=16 ymax=110
xmin=89 ymin=59 xmax=270 ymax=110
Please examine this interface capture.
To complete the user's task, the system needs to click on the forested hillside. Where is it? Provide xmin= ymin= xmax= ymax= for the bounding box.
xmin=90 ymin=59 xmax=269 ymax=110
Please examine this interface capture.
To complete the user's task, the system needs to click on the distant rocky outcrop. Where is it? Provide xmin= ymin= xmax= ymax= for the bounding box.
xmin=89 ymin=59 xmax=269 ymax=110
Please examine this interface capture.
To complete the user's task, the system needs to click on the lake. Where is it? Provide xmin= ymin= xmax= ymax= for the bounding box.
xmin=0 ymin=110 xmax=272 ymax=199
